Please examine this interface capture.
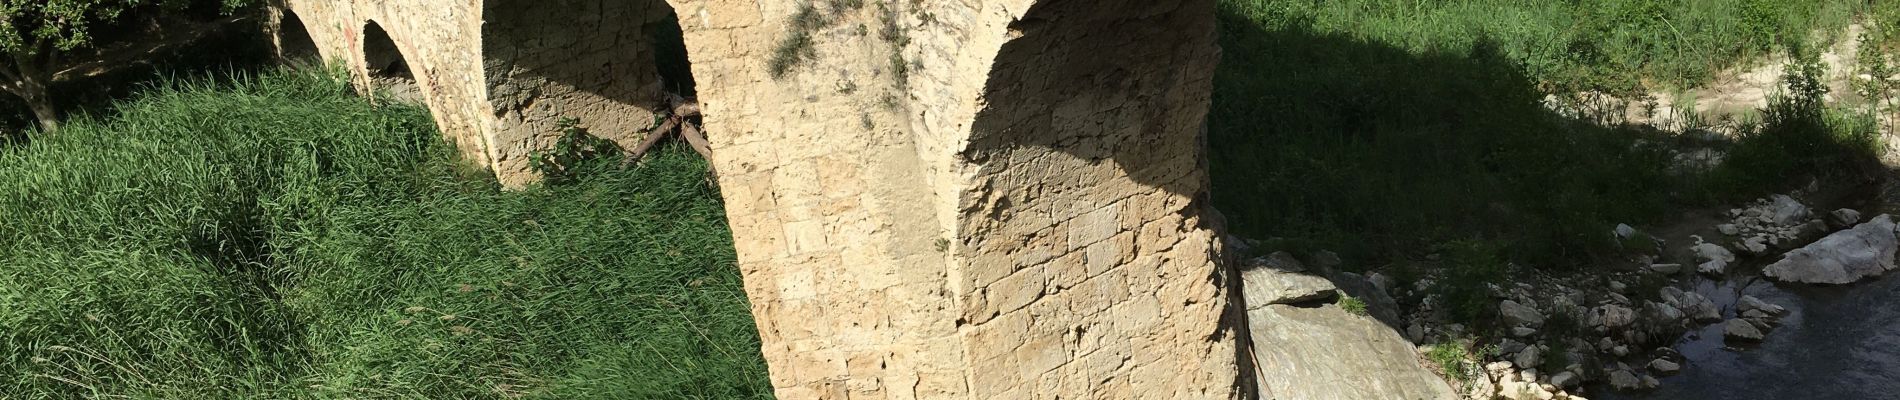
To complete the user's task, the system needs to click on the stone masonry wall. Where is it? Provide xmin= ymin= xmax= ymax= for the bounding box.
xmin=275 ymin=0 xmax=1236 ymax=397
xmin=949 ymin=0 xmax=1233 ymax=398
xmin=481 ymin=0 xmax=675 ymax=186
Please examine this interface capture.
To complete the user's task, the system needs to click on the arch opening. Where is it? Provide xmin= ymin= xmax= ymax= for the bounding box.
xmin=480 ymin=0 xmax=697 ymax=182
xmin=274 ymin=9 xmax=319 ymax=63
xmin=362 ymin=22 xmax=422 ymax=102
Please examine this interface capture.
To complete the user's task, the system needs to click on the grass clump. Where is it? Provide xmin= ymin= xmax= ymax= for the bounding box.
xmin=1337 ymin=295 xmax=1369 ymax=316
xmin=0 ymin=67 xmax=770 ymax=398
xmin=1424 ymin=341 xmax=1481 ymax=384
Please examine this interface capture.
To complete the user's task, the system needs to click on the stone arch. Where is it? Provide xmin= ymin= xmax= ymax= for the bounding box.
xmin=479 ymin=0 xmax=693 ymax=184
xmin=361 ymin=21 xmax=422 ymax=101
xmin=272 ymin=8 xmax=319 ymax=62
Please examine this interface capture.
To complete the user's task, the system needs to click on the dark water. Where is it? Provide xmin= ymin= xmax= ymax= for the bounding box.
xmin=1595 ymin=274 xmax=1900 ymax=399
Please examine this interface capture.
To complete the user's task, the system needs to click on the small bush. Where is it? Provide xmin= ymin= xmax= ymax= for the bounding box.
xmin=528 ymin=117 xmax=624 ymax=185
xmin=1425 ymin=342 xmax=1479 ymax=384
xmin=1433 ymin=241 xmax=1509 ymax=325
xmin=1704 ymin=44 xmax=1884 ymax=198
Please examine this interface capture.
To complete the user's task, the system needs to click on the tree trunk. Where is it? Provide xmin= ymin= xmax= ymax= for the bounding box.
xmin=25 ymin=93 xmax=57 ymax=133
xmin=9 ymin=52 xmax=59 ymax=133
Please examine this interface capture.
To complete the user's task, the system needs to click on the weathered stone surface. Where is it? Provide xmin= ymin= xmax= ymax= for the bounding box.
xmin=1693 ymin=242 xmax=1736 ymax=264
xmin=1547 ymin=371 xmax=1578 ymax=389
xmin=1501 ymin=299 xmax=1547 ymax=327
xmin=1764 ymin=214 xmax=1900 ymax=284
xmin=1649 ymin=263 xmax=1683 ymax=274
xmin=1724 ymin=318 xmax=1766 ymax=342
xmin=1248 ymin=303 xmax=1458 ymax=400
xmin=1768 ymin=194 xmax=1811 ymax=226
xmin=1737 ymin=295 xmax=1786 ymax=316
xmin=1595 ymin=304 xmax=1636 ymax=330
xmin=1647 ymin=359 xmax=1680 ymax=375
xmin=1242 ymin=267 xmax=1338 ymax=306
xmin=276 ymin=0 xmax=1241 ymax=398
xmin=1831 ymin=208 xmax=1864 ymax=229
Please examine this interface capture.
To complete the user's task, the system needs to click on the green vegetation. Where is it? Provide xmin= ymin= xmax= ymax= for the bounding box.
xmin=0 ymin=0 xmax=257 ymax=131
xmin=1424 ymin=341 xmax=1481 ymax=384
xmin=0 ymin=68 xmax=770 ymax=398
xmin=1225 ymin=0 xmax=1866 ymax=95
xmin=1337 ymin=294 xmax=1369 ymax=316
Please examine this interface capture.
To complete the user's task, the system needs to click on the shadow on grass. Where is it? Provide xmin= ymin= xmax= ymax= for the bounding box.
xmin=1208 ymin=3 xmax=1887 ymax=325
xmin=1209 ymin=7 xmax=1688 ymax=271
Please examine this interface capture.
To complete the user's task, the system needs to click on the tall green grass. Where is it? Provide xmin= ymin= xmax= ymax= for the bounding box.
xmin=0 ymin=68 xmax=770 ymax=398
xmin=1226 ymin=0 xmax=1867 ymax=95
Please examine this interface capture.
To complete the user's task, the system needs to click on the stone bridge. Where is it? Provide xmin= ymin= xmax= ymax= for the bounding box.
xmin=270 ymin=0 xmax=1238 ymax=398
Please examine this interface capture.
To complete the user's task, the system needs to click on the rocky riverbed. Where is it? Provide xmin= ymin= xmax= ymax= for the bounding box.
xmin=1231 ymin=177 xmax=1900 ymax=400
xmin=1399 ymin=182 xmax=1896 ymax=399
xmin=1593 ymin=271 xmax=1900 ymax=399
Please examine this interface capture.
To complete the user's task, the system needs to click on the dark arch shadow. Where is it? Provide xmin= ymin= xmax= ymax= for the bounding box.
xmin=275 ymin=9 xmax=319 ymax=63
xmin=361 ymin=21 xmax=421 ymax=102
xmin=476 ymin=0 xmax=698 ymax=178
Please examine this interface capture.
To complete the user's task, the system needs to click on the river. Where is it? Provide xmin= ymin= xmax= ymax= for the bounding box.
xmin=1594 ymin=271 xmax=1900 ymax=399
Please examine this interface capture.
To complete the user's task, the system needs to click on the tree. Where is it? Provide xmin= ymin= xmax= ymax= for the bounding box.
xmin=0 ymin=0 xmax=253 ymax=132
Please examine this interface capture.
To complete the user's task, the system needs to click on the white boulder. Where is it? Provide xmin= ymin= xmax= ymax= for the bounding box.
xmin=1764 ymin=215 xmax=1900 ymax=285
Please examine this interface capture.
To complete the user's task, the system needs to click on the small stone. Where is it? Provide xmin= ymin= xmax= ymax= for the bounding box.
xmin=1641 ymin=374 xmax=1661 ymax=390
xmin=1613 ymin=345 xmax=1629 ymax=357
xmin=1724 ymin=318 xmax=1765 ymax=342
xmin=1737 ymin=236 xmax=1769 ymax=255
xmin=1697 ymin=259 xmax=1728 ymax=277
xmin=1501 ymin=300 xmax=1546 ymax=327
xmin=1515 ymin=347 xmax=1543 ymax=369
xmin=1549 ymin=371 xmax=1581 ymax=388
xmin=1742 ymin=309 xmax=1771 ymax=320
xmin=1647 ymin=359 xmax=1681 ymax=376
xmin=1406 ymin=323 xmax=1426 ymax=343
xmin=1648 ymin=263 xmax=1682 ymax=274
xmin=1646 ymin=301 xmax=1685 ymax=323
xmin=1596 ymin=305 xmax=1636 ymax=329
xmin=1768 ymin=194 xmax=1811 ymax=226
xmin=1512 ymin=327 xmax=1538 ymax=337
xmin=1498 ymin=339 xmax=1528 ymax=355
xmin=1609 ymin=369 xmax=1643 ymax=391
xmin=1831 ymin=208 xmax=1864 ymax=228
xmin=1718 ymin=224 xmax=1741 ymax=235
xmin=1737 ymin=295 xmax=1786 ymax=315
xmin=1692 ymin=242 xmax=1736 ymax=263
xmin=1682 ymin=293 xmax=1721 ymax=323
xmin=1367 ymin=272 xmax=1395 ymax=294
xmin=1615 ymin=223 xmax=1638 ymax=240
xmin=1609 ymin=292 xmax=1630 ymax=304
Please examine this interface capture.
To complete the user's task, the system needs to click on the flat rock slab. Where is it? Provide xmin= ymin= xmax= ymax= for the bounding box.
xmin=1248 ymin=303 xmax=1458 ymax=400
xmin=1764 ymin=214 xmax=1899 ymax=285
xmin=1242 ymin=267 xmax=1337 ymax=307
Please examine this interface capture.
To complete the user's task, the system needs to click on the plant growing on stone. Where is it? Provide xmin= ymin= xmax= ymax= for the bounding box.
xmin=1337 ymin=294 xmax=1368 ymax=316
xmin=0 ymin=0 xmax=254 ymax=132
xmin=529 ymin=117 xmax=623 ymax=185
